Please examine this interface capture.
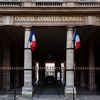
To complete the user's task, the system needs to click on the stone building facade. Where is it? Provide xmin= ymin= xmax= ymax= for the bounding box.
xmin=0 ymin=0 xmax=100 ymax=100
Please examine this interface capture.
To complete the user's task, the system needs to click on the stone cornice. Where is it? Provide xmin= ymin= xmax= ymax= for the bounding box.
xmin=0 ymin=7 xmax=100 ymax=15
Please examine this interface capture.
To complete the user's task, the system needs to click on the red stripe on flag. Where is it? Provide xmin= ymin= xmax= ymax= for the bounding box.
xmin=75 ymin=41 xmax=80 ymax=49
xmin=31 ymin=41 xmax=37 ymax=51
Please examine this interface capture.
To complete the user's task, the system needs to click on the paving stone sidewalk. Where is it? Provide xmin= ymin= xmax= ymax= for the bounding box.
xmin=0 ymin=94 xmax=100 ymax=100
xmin=77 ymin=95 xmax=100 ymax=100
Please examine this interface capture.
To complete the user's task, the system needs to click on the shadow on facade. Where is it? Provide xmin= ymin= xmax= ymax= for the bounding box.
xmin=0 ymin=26 xmax=24 ymax=91
xmin=74 ymin=26 xmax=100 ymax=94
xmin=0 ymin=26 xmax=100 ymax=95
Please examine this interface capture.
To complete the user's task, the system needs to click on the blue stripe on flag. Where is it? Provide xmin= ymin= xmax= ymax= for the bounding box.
xmin=73 ymin=30 xmax=78 ymax=41
xmin=29 ymin=31 xmax=35 ymax=42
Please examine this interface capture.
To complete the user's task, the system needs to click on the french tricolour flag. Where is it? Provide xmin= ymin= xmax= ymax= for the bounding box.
xmin=28 ymin=31 xmax=37 ymax=51
xmin=73 ymin=29 xmax=80 ymax=49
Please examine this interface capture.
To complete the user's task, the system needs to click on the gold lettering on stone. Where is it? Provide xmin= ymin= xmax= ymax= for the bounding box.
xmin=15 ymin=16 xmax=84 ymax=22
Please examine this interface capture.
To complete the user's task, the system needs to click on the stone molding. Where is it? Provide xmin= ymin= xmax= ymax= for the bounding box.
xmin=14 ymin=15 xmax=85 ymax=26
xmin=0 ymin=1 xmax=100 ymax=8
xmin=0 ymin=16 xmax=3 ymax=25
xmin=0 ymin=15 xmax=100 ymax=26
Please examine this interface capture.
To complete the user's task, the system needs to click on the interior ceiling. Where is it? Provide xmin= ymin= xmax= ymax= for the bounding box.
xmin=77 ymin=26 xmax=100 ymax=47
xmin=0 ymin=26 xmax=24 ymax=47
xmin=32 ymin=26 xmax=66 ymax=50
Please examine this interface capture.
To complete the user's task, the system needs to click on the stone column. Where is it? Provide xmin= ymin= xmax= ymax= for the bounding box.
xmin=89 ymin=43 xmax=96 ymax=91
xmin=80 ymin=72 xmax=85 ymax=88
xmin=61 ymin=62 xmax=64 ymax=84
xmin=65 ymin=27 xmax=76 ymax=100
xmin=22 ymin=27 xmax=33 ymax=97
xmin=15 ymin=49 xmax=19 ymax=87
xmin=35 ymin=62 xmax=39 ymax=83
xmin=3 ymin=42 xmax=10 ymax=90
xmin=80 ymin=50 xmax=85 ymax=88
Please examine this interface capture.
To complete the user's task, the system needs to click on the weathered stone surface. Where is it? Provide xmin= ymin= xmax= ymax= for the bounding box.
xmin=65 ymin=86 xmax=76 ymax=100
xmin=65 ymin=27 xmax=76 ymax=100
xmin=22 ymin=27 xmax=33 ymax=97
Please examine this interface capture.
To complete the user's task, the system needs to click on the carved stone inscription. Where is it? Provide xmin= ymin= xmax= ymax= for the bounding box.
xmin=15 ymin=16 xmax=84 ymax=22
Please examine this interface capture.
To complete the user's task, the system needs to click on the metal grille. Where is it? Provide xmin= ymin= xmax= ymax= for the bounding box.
xmin=0 ymin=66 xmax=100 ymax=100
xmin=74 ymin=67 xmax=100 ymax=94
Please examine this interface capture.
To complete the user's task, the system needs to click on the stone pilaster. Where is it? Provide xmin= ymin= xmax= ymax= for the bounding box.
xmin=22 ymin=27 xmax=33 ymax=97
xmin=15 ymin=49 xmax=19 ymax=87
xmin=23 ymin=0 xmax=32 ymax=7
xmin=65 ymin=27 xmax=76 ymax=100
xmin=80 ymin=72 xmax=85 ymax=88
xmin=3 ymin=16 xmax=14 ymax=25
xmin=89 ymin=43 xmax=96 ymax=91
xmin=3 ymin=42 xmax=10 ymax=90
xmin=80 ymin=50 xmax=85 ymax=88
xmin=15 ymin=71 xmax=19 ymax=87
